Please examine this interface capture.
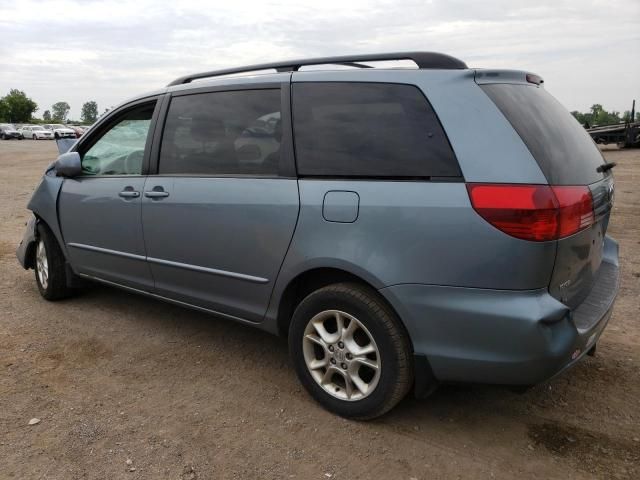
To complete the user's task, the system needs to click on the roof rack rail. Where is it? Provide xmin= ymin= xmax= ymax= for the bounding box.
xmin=167 ymin=51 xmax=467 ymax=86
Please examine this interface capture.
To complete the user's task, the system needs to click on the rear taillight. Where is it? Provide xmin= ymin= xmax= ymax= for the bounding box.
xmin=466 ymin=184 xmax=594 ymax=241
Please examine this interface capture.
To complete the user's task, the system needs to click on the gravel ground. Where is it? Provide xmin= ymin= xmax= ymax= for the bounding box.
xmin=0 ymin=140 xmax=638 ymax=480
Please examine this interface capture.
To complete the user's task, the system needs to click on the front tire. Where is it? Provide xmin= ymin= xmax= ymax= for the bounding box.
xmin=34 ymin=224 xmax=74 ymax=300
xmin=289 ymin=283 xmax=413 ymax=419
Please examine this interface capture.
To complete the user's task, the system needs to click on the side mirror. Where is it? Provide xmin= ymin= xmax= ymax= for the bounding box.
xmin=55 ymin=151 xmax=82 ymax=178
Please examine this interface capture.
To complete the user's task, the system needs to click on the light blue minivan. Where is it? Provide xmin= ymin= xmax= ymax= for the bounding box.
xmin=17 ymin=52 xmax=619 ymax=419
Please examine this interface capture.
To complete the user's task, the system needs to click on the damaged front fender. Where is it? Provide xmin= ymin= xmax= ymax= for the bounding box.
xmin=16 ymin=214 xmax=38 ymax=269
xmin=16 ymin=170 xmax=67 ymax=269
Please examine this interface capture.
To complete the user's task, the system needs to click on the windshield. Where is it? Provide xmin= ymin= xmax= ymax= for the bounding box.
xmin=52 ymin=124 xmax=66 ymax=129
xmin=1 ymin=124 xmax=16 ymax=130
xmin=32 ymin=126 xmax=45 ymax=131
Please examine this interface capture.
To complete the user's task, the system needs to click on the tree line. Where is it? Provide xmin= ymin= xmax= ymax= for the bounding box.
xmin=0 ymin=89 xmax=100 ymax=125
xmin=2 ymin=88 xmax=637 ymax=129
xmin=571 ymin=104 xmax=639 ymax=128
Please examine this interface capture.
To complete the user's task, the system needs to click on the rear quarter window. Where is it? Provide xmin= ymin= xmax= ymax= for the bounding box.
xmin=292 ymin=82 xmax=460 ymax=178
xmin=480 ymin=84 xmax=605 ymax=185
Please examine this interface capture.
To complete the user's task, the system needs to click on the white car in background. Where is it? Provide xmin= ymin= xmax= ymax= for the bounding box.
xmin=19 ymin=125 xmax=54 ymax=140
xmin=42 ymin=124 xmax=77 ymax=139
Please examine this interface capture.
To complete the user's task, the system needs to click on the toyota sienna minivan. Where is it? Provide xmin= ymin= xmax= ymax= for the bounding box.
xmin=17 ymin=52 xmax=619 ymax=419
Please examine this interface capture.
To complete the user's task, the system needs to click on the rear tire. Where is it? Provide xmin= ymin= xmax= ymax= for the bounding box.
xmin=289 ymin=282 xmax=413 ymax=419
xmin=32 ymin=134 xmax=37 ymax=140
xmin=34 ymin=224 xmax=74 ymax=301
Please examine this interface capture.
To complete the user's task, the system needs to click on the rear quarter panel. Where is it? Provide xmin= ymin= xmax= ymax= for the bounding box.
xmin=271 ymin=179 xmax=556 ymax=291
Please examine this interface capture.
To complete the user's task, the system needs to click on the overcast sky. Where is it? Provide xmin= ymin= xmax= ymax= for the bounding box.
xmin=1 ymin=0 xmax=638 ymax=120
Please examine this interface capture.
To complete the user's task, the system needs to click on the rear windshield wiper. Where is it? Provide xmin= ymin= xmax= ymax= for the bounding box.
xmin=597 ymin=162 xmax=617 ymax=173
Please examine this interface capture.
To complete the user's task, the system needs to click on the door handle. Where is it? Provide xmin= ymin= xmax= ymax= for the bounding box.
xmin=118 ymin=190 xmax=140 ymax=198
xmin=144 ymin=190 xmax=170 ymax=199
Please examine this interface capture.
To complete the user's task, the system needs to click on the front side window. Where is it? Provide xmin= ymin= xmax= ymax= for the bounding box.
xmin=159 ymin=89 xmax=282 ymax=176
xmin=292 ymin=82 xmax=460 ymax=178
xmin=81 ymin=103 xmax=155 ymax=176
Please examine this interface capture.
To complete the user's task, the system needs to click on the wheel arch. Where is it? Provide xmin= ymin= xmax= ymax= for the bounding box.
xmin=22 ymin=233 xmax=38 ymax=270
xmin=274 ymin=267 xmax=414 ymax=354
xmin=24 ymin=215 xmax=56 ymax=268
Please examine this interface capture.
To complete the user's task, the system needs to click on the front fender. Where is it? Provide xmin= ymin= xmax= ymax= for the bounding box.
xmin=26 ymin=172 xmax=67 ymax=257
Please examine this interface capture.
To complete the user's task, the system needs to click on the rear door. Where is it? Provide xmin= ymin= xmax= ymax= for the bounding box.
xmin=58 ymin=98 xmax=161 ymax=290
xmin=479 ymin=80 xmax=613 ymax=307
xmin=141 ymin=83 xmax=299 ymax=322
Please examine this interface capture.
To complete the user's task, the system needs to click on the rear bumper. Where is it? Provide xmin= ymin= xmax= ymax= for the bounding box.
xmin=380 ymin=236 xmax=619 ymax=387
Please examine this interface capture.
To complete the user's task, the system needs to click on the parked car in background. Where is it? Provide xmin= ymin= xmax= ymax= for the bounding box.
xmin=16 ymin=52 xmax=620 ymax=419
xmin=20 ymin=125 xmax=54 ymax=140
xmin=67 ymin=125 xmax=87 ymax=138
xmin=43 ymin=124 xmax=77 ymax=139
xmin=0 ymin=124 xmax=23 ymax=140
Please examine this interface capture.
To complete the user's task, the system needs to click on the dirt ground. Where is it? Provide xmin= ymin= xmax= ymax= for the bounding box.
xmin=0 ymin=140 xmax=638 ymax=480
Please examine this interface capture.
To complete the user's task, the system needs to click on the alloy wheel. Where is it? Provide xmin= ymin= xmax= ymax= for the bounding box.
xmin=302 ymin=309 xmax=381 ymax=401
xmin=36 ymin=239 xmax=49 ymax=289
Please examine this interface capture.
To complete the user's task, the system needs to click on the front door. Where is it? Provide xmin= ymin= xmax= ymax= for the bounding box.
xmin=58 ymin=99 xmax=159 ymax=290
xmin=141 ymin=86 xmax=299 ymax=322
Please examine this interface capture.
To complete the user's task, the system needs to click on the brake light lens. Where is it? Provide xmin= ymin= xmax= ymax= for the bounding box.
xmin=467 ymin=184 xmax=594 ymax=241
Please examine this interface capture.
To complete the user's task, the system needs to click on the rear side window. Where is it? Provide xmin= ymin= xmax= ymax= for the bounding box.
xmin=159 ymin=89 xmax=282 ymax=176
xmin=292 ymin=83 xmax=460 ymax=178
xmin=480 ymin=84 xmax=605 ymax=185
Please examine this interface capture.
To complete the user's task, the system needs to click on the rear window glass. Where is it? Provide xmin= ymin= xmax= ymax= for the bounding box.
xmin=159 ymin=89 xmax=282 ymax=176
xmin=480 ymin=84 xmax=605 ymax=185
xmin=292 ymin=82 xmax=460 ymax=178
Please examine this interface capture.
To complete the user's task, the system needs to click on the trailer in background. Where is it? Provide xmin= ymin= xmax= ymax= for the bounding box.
xmin=586 ymin=100 xmax=639 ymax=148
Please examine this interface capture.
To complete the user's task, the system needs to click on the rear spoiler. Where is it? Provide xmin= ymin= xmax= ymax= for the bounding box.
xmin=475 ymin=69 xmax=544 ymax=86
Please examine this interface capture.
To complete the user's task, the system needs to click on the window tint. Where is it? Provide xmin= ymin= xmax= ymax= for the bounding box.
xmin=159 ymin=89 xmax=282 ymax=176
xmin=481 ymin=84 xmax=605 ymax=185
xmin=292 ymin=82 xmax=460 ymax=177
xmin=81 ymin=103 xmax=155 ymax=175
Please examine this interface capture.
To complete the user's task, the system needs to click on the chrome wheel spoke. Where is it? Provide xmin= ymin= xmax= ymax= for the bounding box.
xmin=309 ymin=357 xmax=328 ymax=370
xmin=335 ymin=311 xmax=346 ymax=338
xmin=304 ymin=333 xmax=325 ymax=348
xmin=320 ymin=367 xmax=335 ymax=385
xmin=312 ymin=319 xmax=340 ymax=344
xmin=338 ymin=369 xmax=354 ymax=399
xmin=349 ymin=342 xmax=376 ymax=357
xmin=349 ymin=371 xmax=369 ymax=395
xmin=342 ymin=315 xmax=358 ymax=340
xmin=352 ymin=356 xmax=379 ymax=370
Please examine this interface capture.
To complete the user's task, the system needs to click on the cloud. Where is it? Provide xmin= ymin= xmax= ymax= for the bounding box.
xmin=1 ymin=0 xmax=638 ymax=118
